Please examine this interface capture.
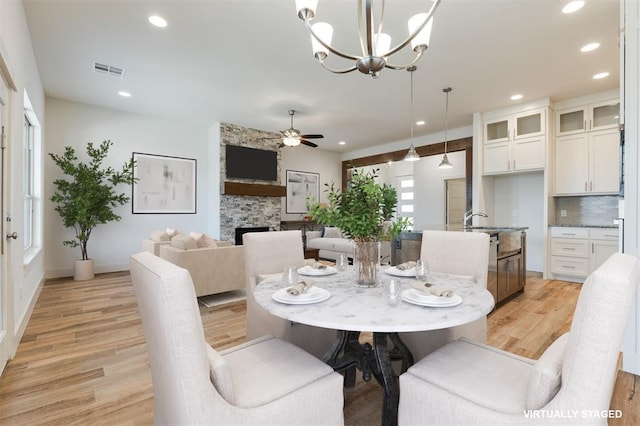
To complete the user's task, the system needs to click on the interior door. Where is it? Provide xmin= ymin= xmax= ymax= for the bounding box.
xmin=445 ymin=178 xmax=466 ymax=226
xmin=0 ymin=75 xmax=7 ymax=374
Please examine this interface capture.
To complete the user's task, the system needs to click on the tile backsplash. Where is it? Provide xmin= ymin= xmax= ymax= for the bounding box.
xmin=554 ymin=196 xmax=620 ymax=226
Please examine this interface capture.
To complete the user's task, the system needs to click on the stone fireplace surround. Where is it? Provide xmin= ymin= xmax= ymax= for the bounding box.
xmin=219 ymin=123 xmax=284 ymax=242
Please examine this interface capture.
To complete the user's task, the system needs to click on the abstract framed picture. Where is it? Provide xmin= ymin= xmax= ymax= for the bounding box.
xmin=132 ymin=152 xmax=197 ymax=214
xmin=286 ymin=170 xmax=320 ymax=214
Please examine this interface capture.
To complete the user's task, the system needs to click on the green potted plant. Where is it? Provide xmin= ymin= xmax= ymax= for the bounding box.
xmin=307 ymin=168 xmax=410 ymax=286
xmin=49 ymin=140 xmax=136 ymax=280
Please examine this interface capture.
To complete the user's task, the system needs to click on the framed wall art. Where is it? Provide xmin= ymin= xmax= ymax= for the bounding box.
xmin=286 ymin=170 xmax=320 ymax=214
xmin=132 ymin=152 xmax=197 ymax=214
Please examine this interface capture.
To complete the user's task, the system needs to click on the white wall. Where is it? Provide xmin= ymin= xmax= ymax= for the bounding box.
xmin=44 ymin=98 xmax=211 ymax=278
xmin=280 ymin=147 xmax=342 ymax=221
xmin=0 ymin=0 xmax=46 ymax=356
xmin=491 ymin=172 xmax=545 ymax=272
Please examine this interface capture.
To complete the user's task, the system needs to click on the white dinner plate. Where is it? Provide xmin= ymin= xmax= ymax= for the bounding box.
xmin=384 ymin=266 xmax=416 ymax=277
xmin=272 ymin=286 xmax=331 ymax=304
xmin=297 ymin=265 xmax=338 ymax=276
xmin=401 ymin=289 xmax=462 ymax=307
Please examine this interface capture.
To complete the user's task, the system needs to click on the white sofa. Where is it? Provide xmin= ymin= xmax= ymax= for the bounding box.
xmin=158 ymin=235 xmax=245 ymax=297
xmin=306 ymin=229 xmax=391 ymax=263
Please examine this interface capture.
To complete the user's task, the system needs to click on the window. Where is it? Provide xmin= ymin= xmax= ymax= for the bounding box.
xmin=23 ymin=114 xmax=34 ymax=250
xmin=23 ymin=90 xmax=42 ymax=261
xmin=396 ymin=175 xmax=414 ymax=230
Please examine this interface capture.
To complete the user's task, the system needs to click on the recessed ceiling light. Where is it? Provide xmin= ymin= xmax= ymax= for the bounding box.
xmin=148 ymin=15 xmax=167 ymax=28
xmin=510 ymin=94 xmax=523 ymax=101
xmin=562 ymin=1 xmax=584 ymax=14
xmin=416 ymin=120 xmax=426 ymax=126
xmin=581 ymin=42 xmax=600 ymax=52
xmin=118 ymin=91 xmax=132 ymax=97
xmin=593 ymin=72 xmax=610 ymax=80
xmin=338 ymin=141 xmax=346 ymax=145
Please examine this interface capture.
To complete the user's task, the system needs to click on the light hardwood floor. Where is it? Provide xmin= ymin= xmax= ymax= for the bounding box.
xmin=0 ymin=272 xmax=637 ymax=425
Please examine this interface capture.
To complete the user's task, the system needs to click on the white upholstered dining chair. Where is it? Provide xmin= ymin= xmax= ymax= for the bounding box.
xmin=398 ymin=252 xmax=639 ymax=425
xmin=130 ymin=251 xmax=344 ymax=425
xmin=399 ymin=230 xmax=491 ymax=361
xmin=243 ymin=230 xmax=337 ymax=359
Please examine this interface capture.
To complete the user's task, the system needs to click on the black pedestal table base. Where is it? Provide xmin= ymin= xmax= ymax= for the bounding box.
xmin=323 ymin=330 xmax=414 ymax=426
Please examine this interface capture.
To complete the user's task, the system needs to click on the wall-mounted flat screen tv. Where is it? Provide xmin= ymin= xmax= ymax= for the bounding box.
xmin=225 ymin=145 xmax=278 ymax=181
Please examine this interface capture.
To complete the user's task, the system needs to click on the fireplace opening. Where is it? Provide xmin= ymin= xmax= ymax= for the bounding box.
xmin=235 ymin=227 xmax=270 ymax=245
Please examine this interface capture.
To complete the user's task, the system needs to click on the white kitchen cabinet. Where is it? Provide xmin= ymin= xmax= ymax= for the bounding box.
xmin=549 ymin=227 xmax=619 ymax=282
xmin=555 ymin=99 xmax=620 ymax=136
xmin=589 ymin=228 xmax=620 ymax=272
xmin=554 ymin=128 xmax=620 ymax=195
xmin=483 ymin=107 xmax=546 ymax=175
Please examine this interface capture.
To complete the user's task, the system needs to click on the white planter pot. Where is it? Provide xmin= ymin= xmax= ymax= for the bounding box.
xmin=74 ymin=259 xmax=95 ymax=281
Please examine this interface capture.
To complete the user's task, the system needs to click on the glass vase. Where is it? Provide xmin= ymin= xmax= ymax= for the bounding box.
xmin=353 ymin=241 xmax=380 ymax=287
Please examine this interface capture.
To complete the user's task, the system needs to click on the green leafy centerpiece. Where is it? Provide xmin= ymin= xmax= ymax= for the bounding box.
xmin=308 ymin=169 xmax=409 ymax=287
xmin=49 ymin=140 xmax=136 ymax=280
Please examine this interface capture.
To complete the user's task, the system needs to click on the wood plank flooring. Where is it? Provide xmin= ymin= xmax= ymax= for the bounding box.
xmin=0 ymin=271 xmax=637 ymax=425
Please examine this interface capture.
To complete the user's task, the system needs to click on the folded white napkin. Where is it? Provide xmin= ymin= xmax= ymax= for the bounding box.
xmin=396 ymin=261 xmax=417 ymax=271
xmin=310 ymin=261 xmax=327 ymax=270
xmin=411 ymin=281 xmax=454 ymax=297
xmin=286 ymin=279 xmax=315 ymax=295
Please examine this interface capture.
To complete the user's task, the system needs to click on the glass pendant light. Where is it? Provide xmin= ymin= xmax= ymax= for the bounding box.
xmin=439 ymin=87 xmax=453 ymax=169
xmin=404 ymin=66 xmax=420 ymax=162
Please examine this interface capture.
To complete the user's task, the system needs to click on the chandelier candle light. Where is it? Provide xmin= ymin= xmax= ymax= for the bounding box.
xmin=295 ymin=0 xmax=442 ymax=78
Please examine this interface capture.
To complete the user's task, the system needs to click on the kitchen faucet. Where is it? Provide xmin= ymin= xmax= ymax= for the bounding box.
xmin=463 ymin=209 xmax=488 ymax=227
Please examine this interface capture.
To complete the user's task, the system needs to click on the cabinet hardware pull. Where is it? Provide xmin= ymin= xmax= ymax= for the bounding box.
xmin=563 ymin=233 xmax=576 ymax=236
xmin=563 ymin=247 xmax=576 ymax=250
xmin=604 ymin=234 xmax=618 ymax=237
xmin=562 ymin=265 xmax=576 ymax=269
xmin=584 ymin=182 xmax=587 ymax=191
xmin=584 ymin=120 xmax=587 ymax=130
xmin=590 ymin=181 xmax=593 ymax=191
xmin=592 ymin=242 xmax=594 ymax=253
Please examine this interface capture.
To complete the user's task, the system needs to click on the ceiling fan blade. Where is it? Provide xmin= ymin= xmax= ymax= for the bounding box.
xmin=299 ymin=134 xmax=324 ymax=139
xmin=300 ymin=140 xmax=318 ymax=148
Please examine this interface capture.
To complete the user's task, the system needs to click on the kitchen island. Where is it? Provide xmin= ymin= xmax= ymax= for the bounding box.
xmin=392 ymin=226 xmax=528 ymax=305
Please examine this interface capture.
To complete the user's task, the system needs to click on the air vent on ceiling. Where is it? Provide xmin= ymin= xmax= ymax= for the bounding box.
xmin=93 ymin=62 xmax=125 ymax=78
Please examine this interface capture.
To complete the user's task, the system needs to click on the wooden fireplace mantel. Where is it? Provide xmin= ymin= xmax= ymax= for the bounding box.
xmin=224 ymin=181 xmax=286 ymax=197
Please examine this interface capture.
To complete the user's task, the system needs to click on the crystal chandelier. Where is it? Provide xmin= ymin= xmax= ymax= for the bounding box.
xmin=295 ymin=0 xmax=441 ymax=78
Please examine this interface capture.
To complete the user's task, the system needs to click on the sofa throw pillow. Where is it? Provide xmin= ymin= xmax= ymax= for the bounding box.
xmin=190 ymin=232 xmax=218 ymax=248
xmin=166 ymin=227 xmax=180 ymax=238
xmin=526 ymin=332 xmax=569 ymax=409
xmin=323 ymin=226 xmax=343 ymax=239
xmin=171 ymin=234 xmax=198 ymax=250
xmin=150 ymin=230 xmax=170 ymax=242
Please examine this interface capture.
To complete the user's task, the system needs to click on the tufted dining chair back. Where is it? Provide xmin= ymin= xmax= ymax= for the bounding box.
xmin=400 ymin=230 xmax=491 ymax=361
xmin=243 ymin=230 xmax=335 ymax=359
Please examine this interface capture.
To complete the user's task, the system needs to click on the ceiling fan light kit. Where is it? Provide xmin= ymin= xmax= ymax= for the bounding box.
xmin=265 ymin=109 xmax=323 ymax=148
xmin=295 ymin=0 xmax=441 ymax=78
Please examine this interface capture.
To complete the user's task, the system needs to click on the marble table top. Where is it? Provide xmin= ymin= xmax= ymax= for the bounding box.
xmin=253 ymin=267 xmax=495 ymax=333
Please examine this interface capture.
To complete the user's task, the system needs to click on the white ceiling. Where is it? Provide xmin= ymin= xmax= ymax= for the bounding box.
xmin=23 ymin=0 xmax=620 ymax=153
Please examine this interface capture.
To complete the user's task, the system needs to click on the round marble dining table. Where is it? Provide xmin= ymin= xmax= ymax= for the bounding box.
xmin=253 ymin=267 xmax=495 ymax=333
xmin=253 ymin=266 xmax=495 ymax=426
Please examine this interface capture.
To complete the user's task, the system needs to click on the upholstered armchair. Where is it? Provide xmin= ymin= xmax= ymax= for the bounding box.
xmin=398 ymin=252 xmax=639 ymax=425
xmin=399 ymin=230 xmax=490 ymax=361
xmin=243 ymin=230 xmax=337 ymax=359
xmin=130 ymin=252 xmax=344 ymax=425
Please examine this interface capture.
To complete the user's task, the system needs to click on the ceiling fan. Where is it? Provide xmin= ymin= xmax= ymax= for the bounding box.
xmin=267 ymin=109 xmax=324 ymax=148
